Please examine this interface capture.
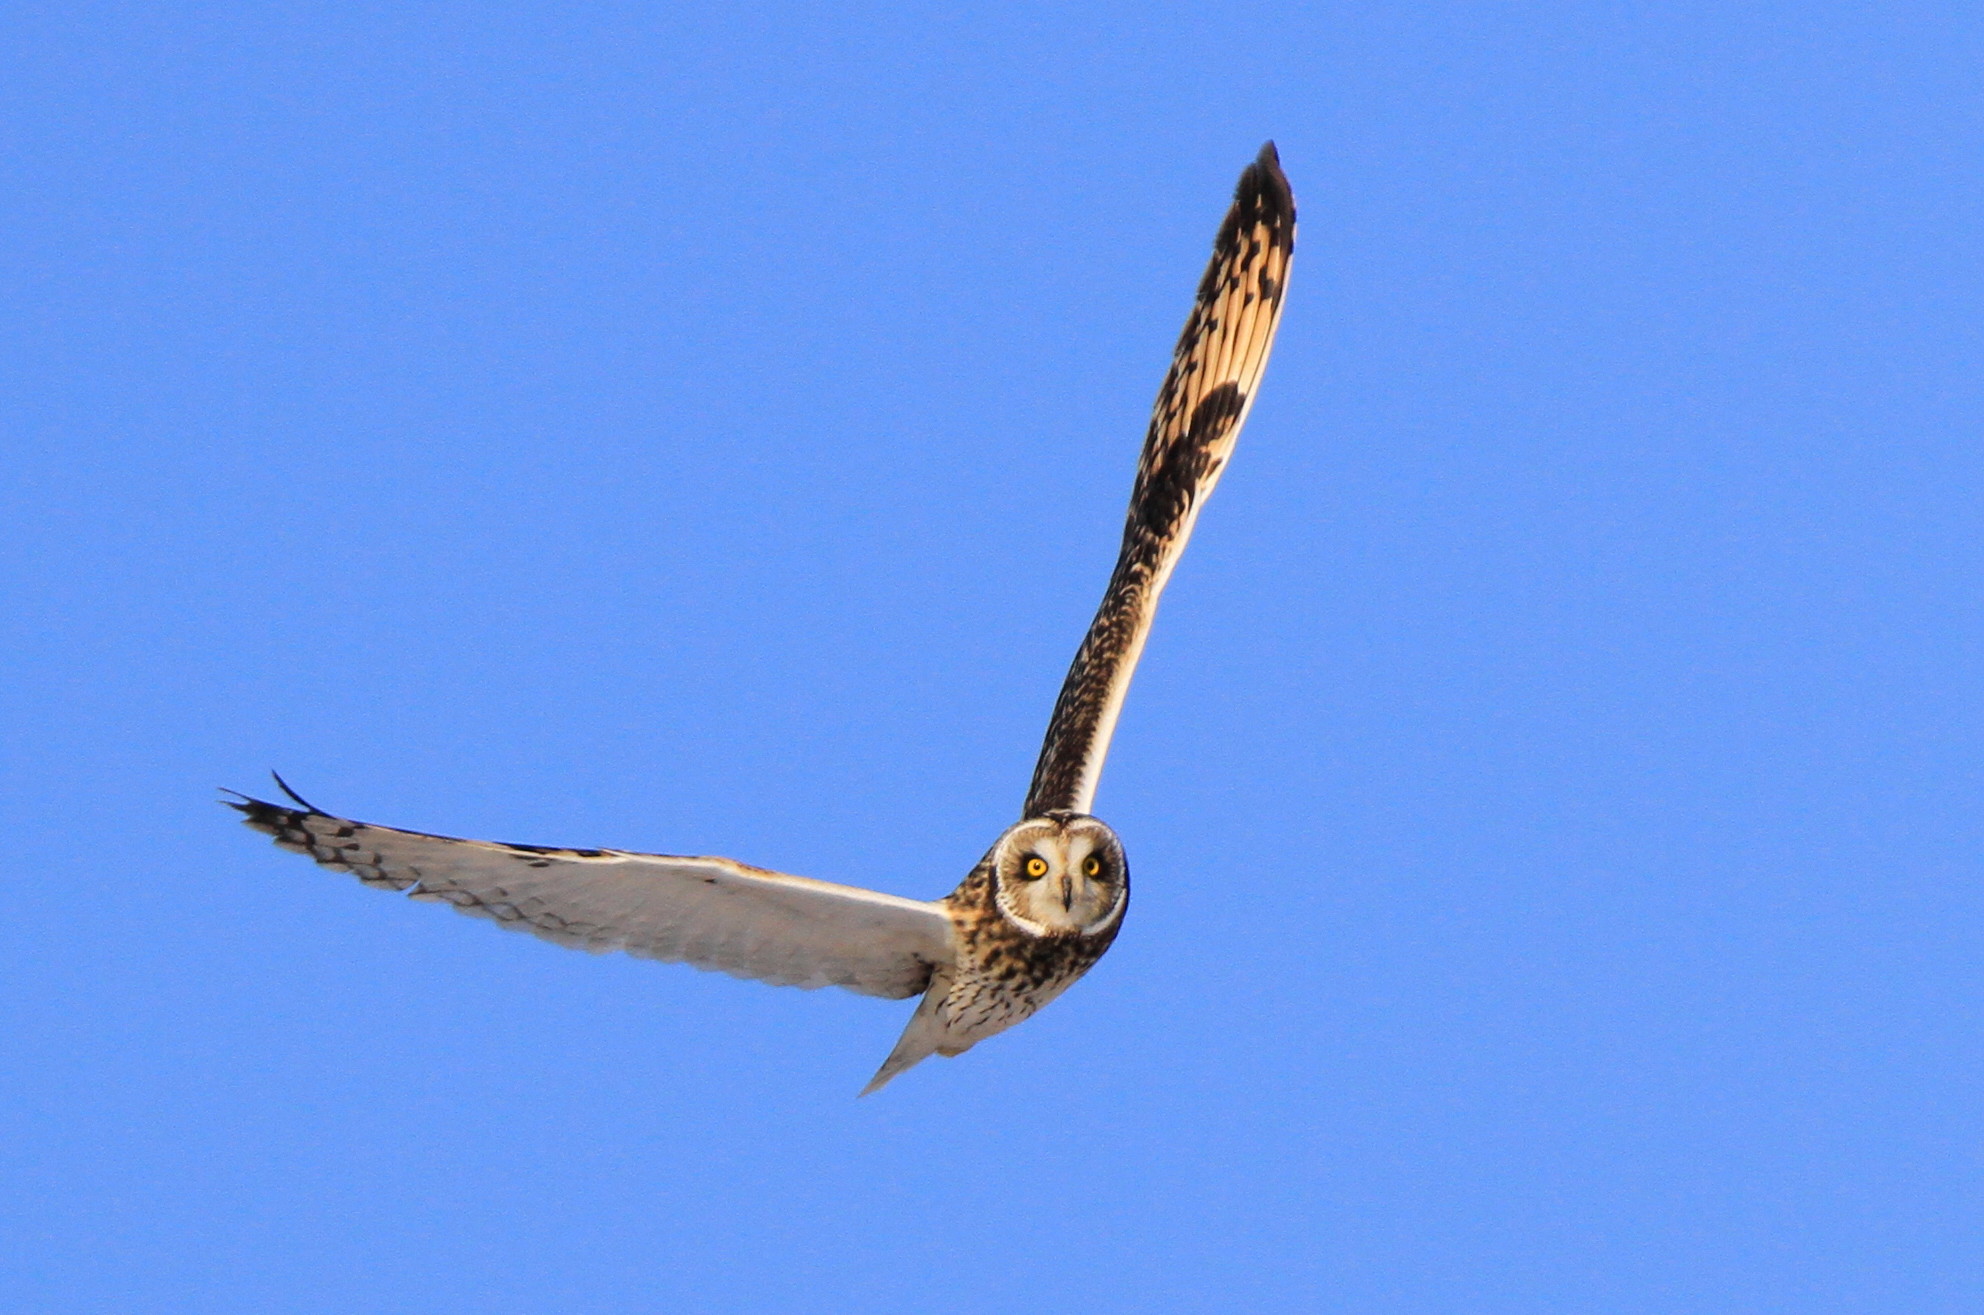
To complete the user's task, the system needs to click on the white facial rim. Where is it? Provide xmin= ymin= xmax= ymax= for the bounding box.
xmin=993 ymin=827 xmax=1127 ymax=937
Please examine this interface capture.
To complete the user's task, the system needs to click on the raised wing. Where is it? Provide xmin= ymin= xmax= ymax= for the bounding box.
xmin=231 ymin=792 xmax=956 ymax=999
xmin=1023 ymin=142 xmax=1296 ymax=817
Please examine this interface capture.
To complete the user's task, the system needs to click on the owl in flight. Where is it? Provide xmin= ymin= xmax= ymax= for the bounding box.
xmin=233 ymin=144 xmax=1294 ymax=1093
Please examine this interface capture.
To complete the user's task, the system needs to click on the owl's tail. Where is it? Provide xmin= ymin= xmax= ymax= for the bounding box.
xmin=860 ymin=981 xmax=953 ymax=1096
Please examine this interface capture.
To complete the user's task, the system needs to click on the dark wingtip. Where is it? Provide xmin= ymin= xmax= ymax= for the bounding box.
xmin=269 ymin=771 xmax=325 ymax=813
xmin=225 ymin=790 xmax=290 ymax=836
xmin=1238 ymin=140 xmax=1295 ymax=235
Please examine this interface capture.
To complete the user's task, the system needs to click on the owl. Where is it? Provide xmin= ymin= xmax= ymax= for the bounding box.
xmin=233 ymin=143 xmax=1295 ymax=1093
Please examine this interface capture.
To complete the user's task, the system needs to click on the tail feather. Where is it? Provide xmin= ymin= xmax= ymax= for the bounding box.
xmin=860 ymin=983 xmax=949 ymax=1096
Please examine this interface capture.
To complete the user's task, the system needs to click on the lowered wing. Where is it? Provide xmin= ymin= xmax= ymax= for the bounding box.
xmin=232 ymin=792 xmax=956 ymax=999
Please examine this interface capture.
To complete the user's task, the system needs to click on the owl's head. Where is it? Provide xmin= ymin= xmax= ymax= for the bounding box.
xmin=988 ymin=812 xmax=1129 ymax=938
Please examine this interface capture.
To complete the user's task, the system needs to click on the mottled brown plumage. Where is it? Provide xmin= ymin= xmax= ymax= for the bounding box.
xmin=862 ymin=811 xmax=1127 ymax=1091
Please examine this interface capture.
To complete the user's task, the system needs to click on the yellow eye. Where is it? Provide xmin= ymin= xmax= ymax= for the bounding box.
xmin=1023 ymin=856 xmax=1049 ymax=879
xmin=1083 ymin=855 xmax=1102 ymax=877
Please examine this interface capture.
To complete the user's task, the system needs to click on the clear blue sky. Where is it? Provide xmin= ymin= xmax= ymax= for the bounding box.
xmin=4 ymin=3 xmax=1980 ymax=1310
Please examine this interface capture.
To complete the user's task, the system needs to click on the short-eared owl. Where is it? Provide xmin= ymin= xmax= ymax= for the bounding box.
xmin=233 ymin=144 xmax=1295 ymax=1093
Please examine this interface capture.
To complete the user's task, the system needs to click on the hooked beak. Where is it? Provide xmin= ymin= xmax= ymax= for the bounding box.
xmin=1059 ymin=875 xmax=1074 ymax=911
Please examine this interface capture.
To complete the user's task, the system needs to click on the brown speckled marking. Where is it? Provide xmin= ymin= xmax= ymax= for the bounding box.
xmin=928 ymin=837 xmax=1124 ymax=1048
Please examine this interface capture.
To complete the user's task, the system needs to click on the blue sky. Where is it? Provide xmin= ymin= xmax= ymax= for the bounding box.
xmin=4 ymin=3 xmax=1980 ymax=1310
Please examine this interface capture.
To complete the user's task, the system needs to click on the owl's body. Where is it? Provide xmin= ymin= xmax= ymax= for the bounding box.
xmin=232 ymin=144 xmax=1293 ymax=1092
xmin=871 ymin=810 xmax=1128 ymax=1091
